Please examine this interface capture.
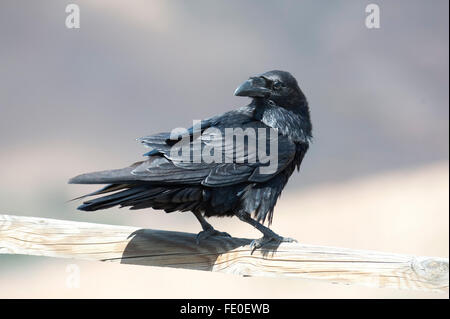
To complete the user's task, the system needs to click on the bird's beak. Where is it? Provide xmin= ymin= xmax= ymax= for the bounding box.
xmin=234 ymin=77 xmax=271 ymax=98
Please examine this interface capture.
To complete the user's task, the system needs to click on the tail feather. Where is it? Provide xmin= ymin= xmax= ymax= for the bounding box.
xmin=75 ymin=183 xmax=203 ymax=213
xmin=69 ymin=184 xmax=130 ymax=202
xmin=68 ymin=162 xmax=144 ymax=184
xmin=77 ymin=186 xmax=151 ymax=211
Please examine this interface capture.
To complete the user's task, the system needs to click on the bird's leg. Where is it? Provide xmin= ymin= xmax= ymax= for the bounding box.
xmin=192 ymin=211 xmax=231 ymax=243
xmin=236 ymin=211 xmax=297 ymax=252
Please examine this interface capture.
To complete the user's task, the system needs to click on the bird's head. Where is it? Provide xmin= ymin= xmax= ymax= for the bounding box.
xmin=234 ymin=70 xmax=308 ymax=114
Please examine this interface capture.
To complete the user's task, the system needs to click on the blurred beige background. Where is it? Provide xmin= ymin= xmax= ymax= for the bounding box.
xmin=0 ymin=0 xmax=448 ymax=298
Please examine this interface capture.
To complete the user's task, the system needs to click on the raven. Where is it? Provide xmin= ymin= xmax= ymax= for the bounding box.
xmin=69 ymin=70 xmax=312 ymax=249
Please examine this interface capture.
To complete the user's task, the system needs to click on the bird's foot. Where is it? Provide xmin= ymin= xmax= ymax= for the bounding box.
xmin=196 ymin=228 xmax=231 ymax=244
xmin=249 ymin=235 xmax=297 ymax=253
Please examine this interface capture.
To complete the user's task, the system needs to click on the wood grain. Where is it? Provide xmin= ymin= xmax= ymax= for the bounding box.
xmin=0 ymin=214 xmax=448 ymax=293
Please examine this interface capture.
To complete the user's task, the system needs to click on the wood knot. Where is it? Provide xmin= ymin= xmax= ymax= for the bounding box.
xmin=412 ymin=257 xmax=449 ymax=285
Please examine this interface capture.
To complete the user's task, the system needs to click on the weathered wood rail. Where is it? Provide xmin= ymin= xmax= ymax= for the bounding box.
xmin=0 ymin=214 xmax=448 ymax=293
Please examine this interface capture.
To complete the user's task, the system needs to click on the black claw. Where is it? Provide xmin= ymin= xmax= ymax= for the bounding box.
xmin=250 ymin=235 xmax=297 ymax=253
xmin=196 ymin=229 xmax=232 ymax=244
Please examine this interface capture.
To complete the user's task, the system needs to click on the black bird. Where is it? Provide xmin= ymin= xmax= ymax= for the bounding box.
xmin=69 ymin=70 xmax=312 ymax=250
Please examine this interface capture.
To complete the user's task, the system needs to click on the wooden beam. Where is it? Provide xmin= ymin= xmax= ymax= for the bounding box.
xmin=0 ymin=214 xmax=448 ymax=293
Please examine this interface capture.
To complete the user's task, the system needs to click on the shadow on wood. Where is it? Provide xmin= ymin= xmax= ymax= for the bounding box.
xmin=119 ymin=229 xmax=250 ymax=270
xmin=119 ymin=229 xmax=286 ymax=269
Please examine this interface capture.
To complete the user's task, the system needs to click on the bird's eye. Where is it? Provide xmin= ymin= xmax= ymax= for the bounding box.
xmin=273 ymin=81 xmax=282 ymax=90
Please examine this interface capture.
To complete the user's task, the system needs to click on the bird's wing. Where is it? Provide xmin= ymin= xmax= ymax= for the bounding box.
xmin=132 ymin=110 xmax=298 ymax=187
xmin=69 ymin=109 xmax=299 ymax=186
